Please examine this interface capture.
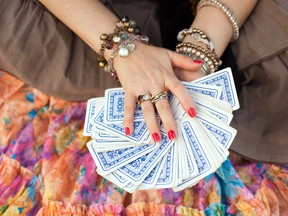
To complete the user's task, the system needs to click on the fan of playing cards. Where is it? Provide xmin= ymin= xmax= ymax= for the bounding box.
xmin=83 ymin=67 xmax=239 ymax=193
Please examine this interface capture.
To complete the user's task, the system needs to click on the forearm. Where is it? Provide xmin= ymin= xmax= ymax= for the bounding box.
xmin=38 ymin=0 xmax=118 ymax=52
xmin=184 ymin=0 xmax=258 ymax=57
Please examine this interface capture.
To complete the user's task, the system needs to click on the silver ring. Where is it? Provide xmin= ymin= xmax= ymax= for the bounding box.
xmin=137 ymin=94 xmax=151 ymax=105
xmin=151 ymin=91 xmax=168 ymax=103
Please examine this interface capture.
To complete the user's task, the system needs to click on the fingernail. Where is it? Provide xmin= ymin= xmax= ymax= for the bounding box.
xmin=188 ymin=107 xmax=197 ymax=118
xmin=125 ymin=127 xmax=130 ymax=136
xmin=193 ymin=60 xmax=203 ymax=64
xmin=152 ymin=133 xmax=161 ymax=142
xmin=168 ymin=130 xmax=176 ymax=140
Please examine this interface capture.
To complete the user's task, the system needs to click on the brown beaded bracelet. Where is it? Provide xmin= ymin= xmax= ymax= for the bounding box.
xmin=176 ymin=42 xmax=222 ymax=72
xmin=97 ymin=16 xmax=141 ymax=68
xmin=104 ymin=34 xmax=149 ymax=80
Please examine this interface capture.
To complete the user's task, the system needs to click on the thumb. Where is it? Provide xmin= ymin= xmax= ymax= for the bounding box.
xmin=168 ymin=50 xmax=203 ymax=71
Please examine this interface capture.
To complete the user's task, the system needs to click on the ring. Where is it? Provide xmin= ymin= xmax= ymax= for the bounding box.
xmin=151 ymin=91 xmax=168 ymax=103
xmin=137 ymin=94 xmax=151 ymax=105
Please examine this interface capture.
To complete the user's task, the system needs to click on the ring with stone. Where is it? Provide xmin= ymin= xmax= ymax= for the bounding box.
xmin=137 ymin=94 xmax=152 ymax=105
xmin=151 ymin=91 xmax=168 ymax=104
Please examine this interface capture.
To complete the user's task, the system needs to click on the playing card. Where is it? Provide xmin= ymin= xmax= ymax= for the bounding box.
xmin=173 ymin=117 xmax=218 ymax=192
xmin=91 ymin=106 xmax=150 ymax=144
xmin=182 ymin=82 xmax=222 ymax=99
xmin=114 ymin=130 xmax=174 ymax=185
xmin=176 ymin=124 xmax=190 ymax=180
xmin=104 ymin=88 xmax=144 ymax=124
xmin=154 ymin=143 xmax=178 ymax=189
xmin=196 ymin=110 xmax=237 ymax=149
xmin=194 ymin=67 xmax=240 ymax=110
xmin=179 ymin=122 xmax=199 ymax=179
xmin=83 ymin=97 xmax=104 ymax=136
xmin=192 ymin=92 xmax=233 ymax=114
xmin=103 ymin=171 xmax=130 ymax=189
xmin=191 ymin=92 xmax=233 ymax=124
xmin=89 ymin=139 xmax=139 ymax=152
xmin=91 ymin=130 xmax=128 ymax=141
xmin=137 ymin=153 xmax=168 ymax=190
xmin=87 ymin=140 xmax=158 ymax=175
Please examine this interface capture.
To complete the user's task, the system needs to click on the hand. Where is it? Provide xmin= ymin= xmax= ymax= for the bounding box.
xmin=174 ymin=66 xmax=206 ymax=82
xmin=113 ymin=42 xmax=202 ymax=142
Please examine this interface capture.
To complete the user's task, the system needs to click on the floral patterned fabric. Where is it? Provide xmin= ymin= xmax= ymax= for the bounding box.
xmin=0 ymin=70 xmax=287 ymax=215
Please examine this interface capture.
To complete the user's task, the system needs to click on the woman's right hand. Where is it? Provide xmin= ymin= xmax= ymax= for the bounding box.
xmin=113 ymin=41 xmax=203 ymax=142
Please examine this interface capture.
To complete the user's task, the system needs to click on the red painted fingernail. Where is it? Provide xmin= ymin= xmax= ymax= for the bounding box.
xmin=193 ymin=60 xmax=203 ymax=64
xmin=188 ymin=107 xmax=197 ymax=118
xmin=125 ymin=127 xmax=130 ymax=136
xmin=152 ymin=133 xmax=161 ymax=142
xmin=168 ymin=130 xmax=176 ymax=140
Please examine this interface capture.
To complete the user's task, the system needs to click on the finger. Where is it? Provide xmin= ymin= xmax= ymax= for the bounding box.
xmin=152 ymin=92 xmax=177 ymax=140
xmin=140 ymin=99 xmax=161 ymax=143
xmin=165 ymin=75 xmax=197 ymax=118
xmin=123 ymin=92 xmax=137 ymax=136
xmin=174 ymin=68 xmax=205 ymax=82
xmin=168 ymin=50 xmax=203 ymax=71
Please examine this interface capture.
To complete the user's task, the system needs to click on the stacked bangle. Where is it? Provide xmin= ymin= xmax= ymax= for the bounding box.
xmin=176 ymin=42 xmax=222 ymax=73
xmin=97 ymin=16 xmax=141 ymax=68
xmin=196 ymin=0 xmax=239 ymax=42
xmin=177 ymin=28 xmax=215 ymax=52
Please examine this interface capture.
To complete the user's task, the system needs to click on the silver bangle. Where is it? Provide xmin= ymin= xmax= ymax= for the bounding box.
xmin=197 ymin=0 xmax=239 ymax=42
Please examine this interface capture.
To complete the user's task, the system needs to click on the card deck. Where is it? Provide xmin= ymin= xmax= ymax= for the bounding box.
xmin=84 ymin=67 xmax=239 ymax=192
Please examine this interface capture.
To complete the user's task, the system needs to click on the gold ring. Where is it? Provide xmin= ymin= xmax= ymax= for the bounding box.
xmin=151 ymin=91 xmax=168 ymax=103
xmin=137 ymin=94 xmax=151 ymax=105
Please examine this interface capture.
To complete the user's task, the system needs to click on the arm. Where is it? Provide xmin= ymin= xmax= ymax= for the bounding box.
xmin=185 ymin=0 xmax=258 ymax=57
xmin=175 ymin=0 xmax=258 ymax=81
xmin=38 ymin=0 xmax=118 ymax=54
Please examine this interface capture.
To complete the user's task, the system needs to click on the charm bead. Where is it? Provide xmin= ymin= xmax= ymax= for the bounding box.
xmin=100 ymin=34 xmax=108 ymax=40
xmin=119 ymin=47 xmax=129 ymax=57
xmin=112 ymin=36 xmax=121 ymax=43
xmin=121 ymin=16 xmax=129 ymax=22
xmin=104 ymin=40 xmax=113 ymax=49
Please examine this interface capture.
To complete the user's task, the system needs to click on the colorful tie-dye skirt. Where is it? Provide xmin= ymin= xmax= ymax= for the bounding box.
xmin=0 ymin=70 xmax=287 ymax=215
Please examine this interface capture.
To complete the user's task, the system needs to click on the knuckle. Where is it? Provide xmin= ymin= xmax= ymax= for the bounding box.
xmin=155 ymin=101 xmax=170 ymax=111
xmin=141 ymin=104 xmax=155 ymax=113
xmin=124 ymin=105 xmax=134 ymax=113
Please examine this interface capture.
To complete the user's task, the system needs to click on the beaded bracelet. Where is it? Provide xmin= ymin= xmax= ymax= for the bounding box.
xmin=176 ymin=42 xmax=222 ymax=72
xmin=104 ymin=35 xmax=149 ymax=79
xmin=177 ymin=28 xmax=215 ymax=52
xmin=97 ymin=16 xmax=141 ymax=68
xmin=177 ymin=50 xmax=214 ymax=75
xmin=196 ymin=0 xmax=239 ymax=42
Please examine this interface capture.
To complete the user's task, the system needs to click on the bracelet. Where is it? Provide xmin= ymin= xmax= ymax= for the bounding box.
xmin=177 ymin=28 xmax=215 ymax=52
xmin=185 ymin=53 xmax=212 ymax=75
xmin=104 ymin=35 xmax=149 ymax=79
xmin=177 ymin=50 xmax=214 ymax=75
xmin=196 ymin=0 xmax=239 ymax=42
xmin=97 ymin=16 xmax=141 ymax=68
xmin=176 ymin=42 xmax=222 ymax=73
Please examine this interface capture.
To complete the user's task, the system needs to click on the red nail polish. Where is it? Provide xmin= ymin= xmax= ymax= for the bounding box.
xmin=168 ymin=130 xmax=176 ymax=140
xmin=125 ymin=127 xmax=130 ymax=136
xmin=193 ymin=60 xmax=203 ymax=64
xmin=188 ymin=107 xmax=197 ymax=118
xmin=152 ymin=133 xmax=160 ymax=142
